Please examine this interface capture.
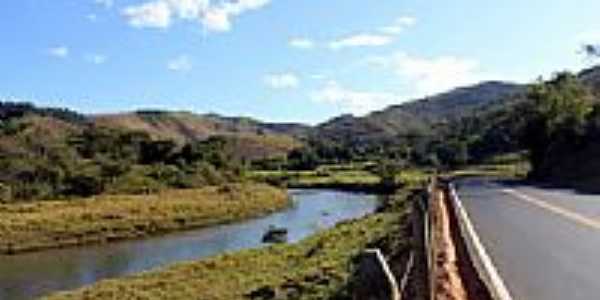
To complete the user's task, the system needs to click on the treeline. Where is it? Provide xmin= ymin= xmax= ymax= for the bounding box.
xmin=253 ymin=123 xmax=490 ymax=172
xmin=0 ymin=102 xmax=86 ymax=124
xmin=0 ymin=121 xmax=246 ymax=202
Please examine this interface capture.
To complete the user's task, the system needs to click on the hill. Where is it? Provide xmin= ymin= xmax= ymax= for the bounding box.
xmin=313 ymin=81 xmax=525 ymax=151
xmin=92 ymin=111 xmax=306 ymax=160
xmin=93 ymin=111 xmax=310 ymax=143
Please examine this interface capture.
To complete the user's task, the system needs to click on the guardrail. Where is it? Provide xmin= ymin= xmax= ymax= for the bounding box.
xmin=354 ymin=248 xmax=401 ymax=300
xmin=425 ymin=179 xmax=435 ymax=300
xmin=448 ymin=183 xmax=513 ymax=300
xmin=354 ymin=248 xmax=416 ymax=300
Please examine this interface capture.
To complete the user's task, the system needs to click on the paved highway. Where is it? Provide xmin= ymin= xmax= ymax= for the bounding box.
xmin=455 ymin=177 xmax=600 ymax=300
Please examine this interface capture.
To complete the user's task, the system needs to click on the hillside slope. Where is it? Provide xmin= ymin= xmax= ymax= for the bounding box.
xmin=93 ymin=111 xmax=310 ymax=143
xmin=315 ymin=81 xmax=525 ymax=146
xmin=93 ymin=111 xmax=306 ymax=159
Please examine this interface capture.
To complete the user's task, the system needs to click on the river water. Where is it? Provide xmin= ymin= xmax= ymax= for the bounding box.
xmin=0 ymin=189 xmax=380 ymax=300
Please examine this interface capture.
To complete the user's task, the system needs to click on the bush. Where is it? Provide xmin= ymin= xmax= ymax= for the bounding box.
xmin=188 ymin=162 xmax=225 ymax=187
xmin=106 ymin=172 xmax=164 ymax=195
xmin=12 ymin=182 xmax=54 ymax=200
xmin=0 ymin=183 xmax=12 ymax=203
xmin=149 ymin=164 xmax=185 ymax=186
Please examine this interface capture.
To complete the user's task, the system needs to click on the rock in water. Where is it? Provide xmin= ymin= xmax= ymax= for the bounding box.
xmin=262 ymin=226 xmax=288 ymax=244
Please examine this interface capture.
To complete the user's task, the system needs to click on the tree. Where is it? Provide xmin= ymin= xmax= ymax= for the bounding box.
xmin=287 ymin=147 xmax=319 ymax=170
xmin=140 ymin=140 xmax=177 ymax=164
xmin=522 ymin=73 xmax=594 ymax=178
xmin=583 ymin=44 xmax=600 ymax=59
xmin=375 ymin=159 xmax=404 ymax=188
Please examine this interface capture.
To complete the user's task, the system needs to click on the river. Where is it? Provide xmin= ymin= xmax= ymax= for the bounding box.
xmin=0 ymin=189 xmax=380 ymax=300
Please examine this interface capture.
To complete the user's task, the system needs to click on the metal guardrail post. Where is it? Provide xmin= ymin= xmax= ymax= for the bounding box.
xmin=427 ymin=177 xmax=437 ymax=300
xmin=399 ymin=252 xmax=415 ymax=299
xmin=354 ymin=249 xmax=401 ymax=300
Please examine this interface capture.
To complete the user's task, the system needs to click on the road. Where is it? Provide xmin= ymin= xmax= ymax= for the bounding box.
xmin=455 ymin=177 xmax=600 ymax=300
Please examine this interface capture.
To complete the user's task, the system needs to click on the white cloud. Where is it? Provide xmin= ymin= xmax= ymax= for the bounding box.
xmin=577 ymin=31 xmax=600 ymax=44
xmin=168 ymin=0 xmax=210 ymax=18
xmin=123 ymin=1 xmax=172 ymax=29
xmin=289 ymin=38 xmax=315 ymax=50
xmin=87 ymin=14 xmax=98 ymax=22
xmin=167 ymin=55 xmax=193 ymax=72
xmin=48 ymin=46 xmax=69 ymax=58
xmin=95 ymin=0 xmax=114 ymax=9
xmin=329 ymin=34 xmax=393 ymax=50
xmin=326 ymin=16 xmax=416 ymax=50
xmin=378 ymin=16 xmax=416 ymax=35
xmin=310 ymin=73 xmax=326 ymax=80
xmin=85 ymin=54 xmax=108 ymax=65
xmin=311 ymin=81 xmax=399 ymax=115
xmin=201 ymin=7 xmax=231 ymax=32
xmin=264 ymin=73 xmax=300 ymax=89
xmin=122 ymin=0 xmax=271 ymax=32
xmin=367 ymin=52 xmax=490 ymax=97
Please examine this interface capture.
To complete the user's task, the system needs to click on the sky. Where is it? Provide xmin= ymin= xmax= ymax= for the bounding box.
xmin=1 ymin=0 xmax=600 ymax=124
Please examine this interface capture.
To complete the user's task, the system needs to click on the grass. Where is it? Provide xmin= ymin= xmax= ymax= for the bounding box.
xmin=251 ymin=164 xmax=429 ymax=192
xmin=43 ymin=191 xmax=412 ymax=300
xmin=449 ymin=152 xmax=531 ymax=179
xmin=0 ymin=184 xmax=288 ymax=254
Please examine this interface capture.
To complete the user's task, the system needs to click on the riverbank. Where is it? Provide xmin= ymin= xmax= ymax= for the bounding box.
xmin=43 ymin=190 xmax=414 ymax=300
xmin=0 ymin=184 xmax=288 ymax=255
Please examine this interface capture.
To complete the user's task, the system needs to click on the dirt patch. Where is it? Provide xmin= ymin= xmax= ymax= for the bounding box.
xmin=432 ymin=188 xmax=468 ymax=300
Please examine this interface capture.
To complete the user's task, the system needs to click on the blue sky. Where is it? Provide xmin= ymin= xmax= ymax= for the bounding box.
xmin=1 ymin=0 xmax=600 ymax=124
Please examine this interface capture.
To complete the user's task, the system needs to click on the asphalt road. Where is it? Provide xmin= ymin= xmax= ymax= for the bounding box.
xmin=455 ymin=177 xmax=600 ymax=300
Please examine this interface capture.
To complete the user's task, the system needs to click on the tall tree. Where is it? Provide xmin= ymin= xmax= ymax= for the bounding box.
xmin=522 ymin=73 xmax=594 ymax=178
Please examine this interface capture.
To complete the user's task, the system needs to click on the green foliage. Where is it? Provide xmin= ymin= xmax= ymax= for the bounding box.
xmin=63 ymin=164 xmax=105 ymax=197
xmin=105 ymin=170 xmax=164 ymax=195
xmin=287 ymin=147 xmax=320 ymax=170
xmin=374 ymin=159 xmax=405 ymax=188
xmin=0 ymin=183 xmax=12 ymax=203
xmin=0 ymin=119 xmax=248 ymax=201
xmin=522 ymin=73 xmax=595 ymax=178
xmin=0 ymin=101 xmax=85 ymax=124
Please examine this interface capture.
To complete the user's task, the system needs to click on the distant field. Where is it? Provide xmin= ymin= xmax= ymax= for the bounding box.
xmin=0 ymin=184 xmax=288 ymax=254
xmin=44 ymin=191 xmax=412 ymax=300
xmin=252 ymin=164 xmax=429 ymax=191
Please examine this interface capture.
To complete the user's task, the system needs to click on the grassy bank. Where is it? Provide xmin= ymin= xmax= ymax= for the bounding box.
xmin=0 ymin=184 xmax=288 ymax=254
xmin=44 ymin=191 xmax=414 ymax=300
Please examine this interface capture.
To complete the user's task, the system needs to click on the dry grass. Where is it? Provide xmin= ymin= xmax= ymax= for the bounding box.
xmin=0 ymin=184 xmax=288 ymax=254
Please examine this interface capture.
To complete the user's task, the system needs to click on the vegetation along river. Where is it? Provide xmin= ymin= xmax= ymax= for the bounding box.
xmin=0 ymin=189 xmax=380 ymax=300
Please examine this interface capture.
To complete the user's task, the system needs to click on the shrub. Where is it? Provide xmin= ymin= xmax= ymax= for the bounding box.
xmin=106 ymin=172 xmax=164 ymax=195
xmin=0 ymin=183 xmax=12 ymax=203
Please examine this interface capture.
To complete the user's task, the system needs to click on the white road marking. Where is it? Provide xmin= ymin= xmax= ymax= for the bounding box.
xmin=451 ymin=184 xmax=514 ymax=300
xmin=502 ymin=189 xmax=600 ymax=231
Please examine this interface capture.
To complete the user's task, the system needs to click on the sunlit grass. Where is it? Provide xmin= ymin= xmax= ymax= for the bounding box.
xmin=0 ymin=184 xmax=288 ymax=254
